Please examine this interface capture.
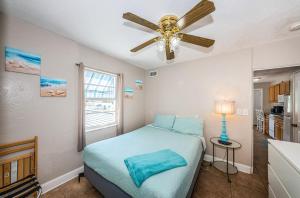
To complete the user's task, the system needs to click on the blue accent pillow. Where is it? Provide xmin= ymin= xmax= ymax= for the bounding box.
xmin=153 ymin=114 xmax=176 ymax=129
xmin=172 ymin=117 xmax=203 ymax=136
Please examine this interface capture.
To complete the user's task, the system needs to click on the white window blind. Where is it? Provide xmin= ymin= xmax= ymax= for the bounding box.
xmin=84 ymin=68 xmax=117 ymax=131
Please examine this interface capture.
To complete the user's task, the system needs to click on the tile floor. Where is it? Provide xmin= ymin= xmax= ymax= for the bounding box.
xmin=43 ymin=129 xmax=268 ymax=198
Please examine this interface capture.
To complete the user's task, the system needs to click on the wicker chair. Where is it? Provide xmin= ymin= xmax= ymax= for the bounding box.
xmin=256 ymin=109 xmax=264 ymax=133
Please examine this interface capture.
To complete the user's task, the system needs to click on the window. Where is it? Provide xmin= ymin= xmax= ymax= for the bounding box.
xmin=84 ymin=68 xmax=117 ymax=131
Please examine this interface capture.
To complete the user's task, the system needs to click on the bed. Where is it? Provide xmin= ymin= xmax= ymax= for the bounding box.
xmin=83 ymin=125 xmax=206 ymax=198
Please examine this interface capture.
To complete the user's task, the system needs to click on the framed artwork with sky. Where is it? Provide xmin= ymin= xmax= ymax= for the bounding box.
xmin=40 ymin=76 xmax=67 ymax=97
xmin=5 ymin=47 xmax=41 ymax=75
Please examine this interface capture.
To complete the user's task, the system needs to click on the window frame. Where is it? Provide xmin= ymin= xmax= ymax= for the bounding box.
xmin=84 ymin=67 xmax=118 ymax=132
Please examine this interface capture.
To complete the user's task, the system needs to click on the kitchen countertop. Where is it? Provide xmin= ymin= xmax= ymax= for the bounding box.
xmin=268 ymin=139 xmax=300 ymax=174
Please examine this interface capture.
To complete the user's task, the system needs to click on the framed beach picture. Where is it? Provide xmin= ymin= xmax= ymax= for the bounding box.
xmin=135 ymin=80 xmax=143 ymax=90
xmin=5 ymin=47 xmax=41 ymax=75
xmin=40 ymin=76 xmax=67 ymax=97
xmin=124 ymin=87 xmax=134 ymax=98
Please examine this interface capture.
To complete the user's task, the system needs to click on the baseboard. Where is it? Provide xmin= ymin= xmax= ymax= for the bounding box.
xmin=41 ymin=166 xmax=84 ymax=194
xmin=204 ymin=154 xmax=252 ymax=174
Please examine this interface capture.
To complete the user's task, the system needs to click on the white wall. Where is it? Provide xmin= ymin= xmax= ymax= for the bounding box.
xmin=0 ymin=14 xmax=145 ymax=183
xmin=253 ymin=36 xmax=300 ymax=70
xmin=145 ymin=49 xmax=253 ymax=166
xmin=144 ymin=35 xmax=300 ymax=168
xmin=269 ymin=73 xmax=292 ymax=85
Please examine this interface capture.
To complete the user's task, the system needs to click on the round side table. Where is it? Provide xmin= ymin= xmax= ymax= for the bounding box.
xmin=210 ymin=137 xmax=241 ymax=182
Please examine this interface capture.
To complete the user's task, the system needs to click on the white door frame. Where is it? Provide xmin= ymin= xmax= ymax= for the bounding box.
xmin=292 ymin=71 xmax=300 ymax=143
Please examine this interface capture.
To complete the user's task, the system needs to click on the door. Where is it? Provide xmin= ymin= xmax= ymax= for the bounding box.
xmin=280 ymin=82 xmax=285 ymax=95
xmin=275 ymin=84 xmax=280 ymax=102
xmin=293 ymin=71 xmax=300 ymax=143
xmin=285 ymin=81 xmax=290 ymax=95
xmin=254 ymin=89 xmax=263 ymax=125
xmin=269 ymin=86 xmax=275 ymax=102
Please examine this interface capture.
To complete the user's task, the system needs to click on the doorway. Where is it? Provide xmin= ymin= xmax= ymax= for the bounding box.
xmin=253 ymin=66 xmax=300 ymax=141
xmin=251 ymin=66 xmax=300 ymax=190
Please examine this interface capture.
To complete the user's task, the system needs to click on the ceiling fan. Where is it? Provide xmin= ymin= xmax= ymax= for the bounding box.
xmin=123 ymin=0 xmax=215 ymax=60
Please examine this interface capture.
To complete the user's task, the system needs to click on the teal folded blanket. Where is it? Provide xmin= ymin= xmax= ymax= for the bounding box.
xmin=124 ymin=149 xmax=187 ymax=187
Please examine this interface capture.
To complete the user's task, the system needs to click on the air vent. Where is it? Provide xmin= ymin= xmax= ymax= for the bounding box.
xmin=149 ymin=70 xmax=158 ymax=77
xmin=289 ymin=22 xmax=300 ymax=32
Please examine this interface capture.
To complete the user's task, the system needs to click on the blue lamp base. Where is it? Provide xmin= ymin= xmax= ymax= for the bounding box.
xmin=219 ymin=113 xmax=230 ymax=144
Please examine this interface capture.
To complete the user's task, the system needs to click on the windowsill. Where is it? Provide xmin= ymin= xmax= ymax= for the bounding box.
xmin=85 ymin=124 xmax=117 ymax=133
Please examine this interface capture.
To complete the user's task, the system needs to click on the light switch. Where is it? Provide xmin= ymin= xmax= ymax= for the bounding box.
xmin=236 ymin=108 xmax=249 ymax=116
xmin=236 ymin=109 xmax=243 ymax=115
xmin=242 ymin=109 xmax=249 ymax=115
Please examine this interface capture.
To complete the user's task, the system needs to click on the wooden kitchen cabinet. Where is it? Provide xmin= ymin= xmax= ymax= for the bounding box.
xmin=285 ymin=81 xmax=290 ymax=95
xmin=279 ymin=82 xmax=286 ymax=95
xmin=268 ymin=80 xmax=290 ymax=102
xmin=279 ymin=81 xmax=290 ymax=95
xmin=274 ymin=117 xmax=283 ymax=140
xmin=264 ymin=114 xmax=269 ymax=135
xmin=269 ymin=86 xmax=275 ymax=102
xmin=274 ymin=85 xmax=280 ymax=102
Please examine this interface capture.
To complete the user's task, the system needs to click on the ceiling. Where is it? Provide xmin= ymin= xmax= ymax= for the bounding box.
xmin=1 ymin=0 xmax=300 ymax=70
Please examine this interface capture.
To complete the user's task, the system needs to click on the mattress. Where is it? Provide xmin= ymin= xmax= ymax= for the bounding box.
xmin=83 ymin=125 xmax=204 ymax=198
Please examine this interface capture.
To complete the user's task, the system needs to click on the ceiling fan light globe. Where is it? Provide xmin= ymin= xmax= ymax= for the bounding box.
xmin=171 ymin=37 xmax=180 ymax=48
xmin=157 ymin=40 xmax=165 ymax=52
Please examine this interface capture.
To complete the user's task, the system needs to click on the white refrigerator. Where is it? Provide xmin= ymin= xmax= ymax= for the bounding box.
xmin=278 ymin=95 xmax=292 ymax=141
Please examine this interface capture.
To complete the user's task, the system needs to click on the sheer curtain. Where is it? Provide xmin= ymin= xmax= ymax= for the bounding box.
xmin=77 ymin=63 xmax=86 ymax=152
xmin=116 ymin=73 xmax=124 ymax=135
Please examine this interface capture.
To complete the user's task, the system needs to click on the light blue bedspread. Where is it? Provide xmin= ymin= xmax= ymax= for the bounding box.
xmin=124 ymin=149 xmax=187 ymax=187
xmin=83 ymin=125 xmax=204 ymax=198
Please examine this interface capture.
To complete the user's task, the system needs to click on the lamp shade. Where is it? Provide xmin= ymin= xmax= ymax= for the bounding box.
xmin=215 ymin=100 xmax=235 ymax=115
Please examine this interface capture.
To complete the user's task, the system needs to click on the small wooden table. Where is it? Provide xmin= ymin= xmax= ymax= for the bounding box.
xmin=210 ymin=137 xmax=241 ymax=182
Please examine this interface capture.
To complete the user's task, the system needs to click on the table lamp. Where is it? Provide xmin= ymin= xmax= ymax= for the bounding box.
xmin=215 ymin=100 xmax=235 ymax=145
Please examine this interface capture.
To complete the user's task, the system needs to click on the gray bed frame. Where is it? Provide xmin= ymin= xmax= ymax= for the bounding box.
xmin=84 ymin=149 xmax=205 ymax=198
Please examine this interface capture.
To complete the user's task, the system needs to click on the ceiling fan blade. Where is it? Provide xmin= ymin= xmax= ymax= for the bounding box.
xmin=178 ymin=33 xmax=214 ymax=47
xmin=123 ymin=12 xmax=160 ymax=31
xmin=165 ymin=41 xmax=175 ymax=60
xmin=177 ymin=0 xmax=215 ymax=30
xmin=183 ymin=1 xmax=206 ymax=17
xmin=130 ymin=37 xmax=160 ymax=52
